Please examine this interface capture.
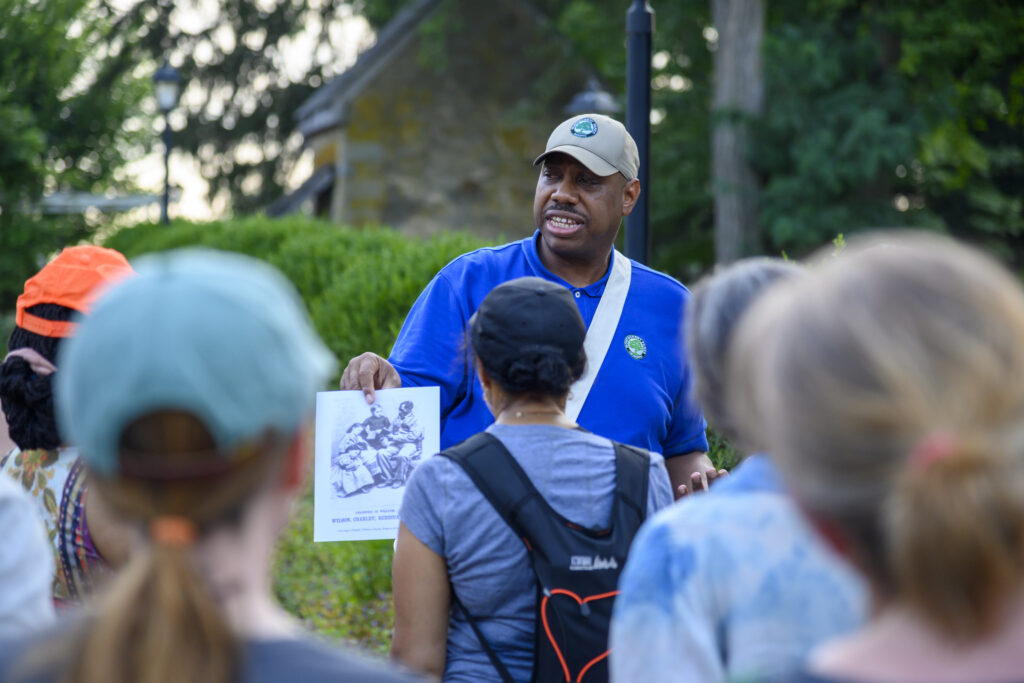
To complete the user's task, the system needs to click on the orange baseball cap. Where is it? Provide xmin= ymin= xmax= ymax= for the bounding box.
xmin=16 ymin=246 xmax=134 ymax=339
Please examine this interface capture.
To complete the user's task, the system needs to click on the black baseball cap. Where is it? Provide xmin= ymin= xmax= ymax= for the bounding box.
xmin=470 ymin=277 xmax=586 ymax=375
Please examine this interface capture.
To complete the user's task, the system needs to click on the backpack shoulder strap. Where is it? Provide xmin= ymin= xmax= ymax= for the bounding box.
xmin=440 ymin=433 xmax=540 ymax=683
xmin=449 ymin=590 xmax=517 ymax=683
xmin=439 ymin=431 xmax=541 ymax=536
xmin=611 ymin=441 xmax=651 ymax=522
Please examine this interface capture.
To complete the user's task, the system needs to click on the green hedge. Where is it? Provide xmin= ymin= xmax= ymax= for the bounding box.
xmin=105 ymin=217 xmax=487 ymax=371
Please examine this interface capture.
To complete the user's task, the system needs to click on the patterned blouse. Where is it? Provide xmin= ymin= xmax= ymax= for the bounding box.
xmin=610 ymin=455 xmax=867 ymax=683
xmin=0 ymin=446 xmax=108 ymax=609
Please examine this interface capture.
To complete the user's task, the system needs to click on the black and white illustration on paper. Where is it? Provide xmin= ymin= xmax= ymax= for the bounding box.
xmin=314 ymin=386 xmax=440 ymax=542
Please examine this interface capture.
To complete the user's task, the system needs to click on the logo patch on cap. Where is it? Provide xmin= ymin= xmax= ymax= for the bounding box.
xmin=570 ymin=117 xmax=599 ymax=138
xmin=624 ymin=334 xmax=647 ymax=360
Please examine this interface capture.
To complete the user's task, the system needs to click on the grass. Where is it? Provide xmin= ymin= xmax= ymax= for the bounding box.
xmin=272 ymin=487 xmax=395 ymax=655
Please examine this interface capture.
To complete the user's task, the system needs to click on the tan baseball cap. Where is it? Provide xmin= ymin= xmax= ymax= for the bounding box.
xmin=533 ymin=113 xmax=639 ymax=181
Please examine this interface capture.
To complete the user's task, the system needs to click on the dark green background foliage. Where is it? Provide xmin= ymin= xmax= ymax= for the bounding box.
xmin=0 ymin=0 xmax=148 ymax=310
xmin=362 ymin=0 xmax=1024 ymax=273
xmin=757 ymin=1 xmax=1024 ymax=260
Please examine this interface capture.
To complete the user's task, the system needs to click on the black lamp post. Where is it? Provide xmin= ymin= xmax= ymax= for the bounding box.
xmin=625 ymin=0 xmax=654 ymax=265
xmin=153 ymin=61 xmax=181 ymax=225
xmin=565 ymin=77 xmax=620 ymax=116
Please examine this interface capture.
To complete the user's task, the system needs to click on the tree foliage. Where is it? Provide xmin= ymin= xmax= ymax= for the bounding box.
xmin=363 ymin=0 xmax=1024 ymax=272
xmin=0 ymin=0 xmax=147 ymax=310
xmin=89 ymin=0 xmax=370 ymax=216
xmin=1 ymin=0 xmax=386 ymax=311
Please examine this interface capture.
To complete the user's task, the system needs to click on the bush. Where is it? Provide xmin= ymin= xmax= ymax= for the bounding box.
xmin=105 ymin=217 xmax=486 ymax=377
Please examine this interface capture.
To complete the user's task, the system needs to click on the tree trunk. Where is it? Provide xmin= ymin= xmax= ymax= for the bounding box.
xmin=711 ymin=0 xmax=764 ymax=264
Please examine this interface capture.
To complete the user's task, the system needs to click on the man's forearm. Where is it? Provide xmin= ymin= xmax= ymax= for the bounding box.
xmin=664 ymin=451 xmax=714 ymax=499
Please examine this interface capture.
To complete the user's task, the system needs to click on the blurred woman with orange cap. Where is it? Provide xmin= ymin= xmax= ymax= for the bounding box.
xmin=0 ymin=245 xmax=135 ymax=609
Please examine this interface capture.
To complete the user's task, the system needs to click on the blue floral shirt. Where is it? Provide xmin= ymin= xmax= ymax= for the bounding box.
xmin=610 ymin=455 xmax=867 ymax=682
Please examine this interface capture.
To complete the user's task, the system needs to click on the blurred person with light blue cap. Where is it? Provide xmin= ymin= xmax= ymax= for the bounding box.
xmin=0 ymin=249 xmax=423 ymax=683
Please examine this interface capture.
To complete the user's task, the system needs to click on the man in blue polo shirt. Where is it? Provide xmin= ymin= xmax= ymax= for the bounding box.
xmin=341 ymin=113 xmax=714 ymax=495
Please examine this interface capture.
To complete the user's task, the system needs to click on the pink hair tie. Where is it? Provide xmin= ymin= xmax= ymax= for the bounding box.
xmin=3 ymin=348 xmax=57 ymax=377
xmin=909 ymin=432 xmax=957 ymax=471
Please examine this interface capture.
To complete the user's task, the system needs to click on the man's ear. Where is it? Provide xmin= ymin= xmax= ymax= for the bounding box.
xmin=620 ymin=178 xmax=641 ymax=217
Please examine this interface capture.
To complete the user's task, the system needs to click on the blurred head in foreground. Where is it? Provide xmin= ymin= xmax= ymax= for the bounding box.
xmin=730 ymin=234 xmax=1024 ymax=650
xmin=51 ymin=249 xmax=335 ymax=683
xmin=685 ymin=257 xmax=803 ymax=446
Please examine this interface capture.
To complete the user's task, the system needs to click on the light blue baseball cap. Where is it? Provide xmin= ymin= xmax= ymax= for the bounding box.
xmin=55 ymin=248 xmax=337 ymax=476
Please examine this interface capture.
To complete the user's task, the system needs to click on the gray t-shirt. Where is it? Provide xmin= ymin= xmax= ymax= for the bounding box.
xmin=399 ymin=424 xmax=674 ymax=683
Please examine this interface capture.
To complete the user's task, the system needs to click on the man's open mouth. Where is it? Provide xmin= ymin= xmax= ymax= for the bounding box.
xmin=545 ymin=212 xmax=584 ymax=236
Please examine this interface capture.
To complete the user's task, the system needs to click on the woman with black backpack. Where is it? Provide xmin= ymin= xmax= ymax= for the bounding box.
xmin=391 ymin=276 xmax=673 ymax=683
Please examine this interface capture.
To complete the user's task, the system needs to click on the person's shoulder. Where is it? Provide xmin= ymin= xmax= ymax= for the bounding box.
xmin=626 ymin=258 xmax=690 ymax=297
xmin=410 ymin=449 xmax=462 ymax=479
xmin=243 ymin=637 xmax=424 ymax=683
xmin=0 ymin=469 xmax=25 ymax=497
xmin=646 ymin=485 xmax=791 ymax=542
xmin=0 ymin=446 xmax=16 ymax=469
xmin=437 ymin=237 xmax=530 ymax=277
xmin=404 ymin=450 xmax=476 ymax=502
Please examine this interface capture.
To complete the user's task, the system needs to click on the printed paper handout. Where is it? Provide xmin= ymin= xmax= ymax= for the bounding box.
xmin=313 ymin=387 xmax=440 ymax=542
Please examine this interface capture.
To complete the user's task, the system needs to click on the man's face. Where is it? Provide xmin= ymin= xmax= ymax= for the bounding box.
xmin=371 ymin=406 xmax=382 ymax=416
xmin=533 ymin=153 xmax=640 ymax=266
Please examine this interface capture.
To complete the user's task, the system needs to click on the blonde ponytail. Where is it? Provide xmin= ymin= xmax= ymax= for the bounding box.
xmin=887 ymin=440 xmax=1024 ymax=639
xmin=70 ymin=543 xmax=238 ymax=683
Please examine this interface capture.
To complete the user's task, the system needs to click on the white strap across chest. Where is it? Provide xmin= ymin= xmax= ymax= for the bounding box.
xmin=564 ymin=250 xmax=632 ymax=421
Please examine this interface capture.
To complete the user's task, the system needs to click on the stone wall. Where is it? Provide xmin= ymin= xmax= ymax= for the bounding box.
xmin=338 ymin=0 xmax=589 ymax=242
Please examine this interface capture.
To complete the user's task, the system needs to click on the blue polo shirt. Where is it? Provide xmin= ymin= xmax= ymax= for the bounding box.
xmin=388 ymin=231 xmax=708 ymax=457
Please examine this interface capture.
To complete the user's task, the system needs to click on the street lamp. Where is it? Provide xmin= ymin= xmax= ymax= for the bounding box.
xmin=565 ymin=78 xmax=620 ymax=116
xmin=153 ymin=60 xmax=181 ymax=225
xmin=626 ymin=0 xmax=654 ymax=265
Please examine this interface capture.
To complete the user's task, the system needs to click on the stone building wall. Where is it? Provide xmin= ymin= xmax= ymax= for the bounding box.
xmin=337 ymin=0 xmax=588 ymax=242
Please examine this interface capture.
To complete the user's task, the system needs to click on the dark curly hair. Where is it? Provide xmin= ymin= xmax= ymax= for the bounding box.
xmin=477 ymin=344 xmax=586 ymax=399
xmin=1 ymin=303 xmax=74 ymax=450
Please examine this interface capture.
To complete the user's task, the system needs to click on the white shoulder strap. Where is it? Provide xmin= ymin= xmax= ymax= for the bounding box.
xmin=565 ymin=250 xmax=632 ymax=421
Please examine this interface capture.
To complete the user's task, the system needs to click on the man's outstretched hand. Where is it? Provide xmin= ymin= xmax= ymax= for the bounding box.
xmin=339 ymin=352 xmax=402 ymax=403
xmin=676 ymin=467 xmax=729 ymax=499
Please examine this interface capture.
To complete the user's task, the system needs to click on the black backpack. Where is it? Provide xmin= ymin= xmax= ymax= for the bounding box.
xmin=440 ymin=431 xmax=650 ymax=683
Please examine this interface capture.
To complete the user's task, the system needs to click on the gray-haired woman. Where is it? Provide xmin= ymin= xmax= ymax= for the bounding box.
xmin=611 ymin=258 xmax=866 ymax=683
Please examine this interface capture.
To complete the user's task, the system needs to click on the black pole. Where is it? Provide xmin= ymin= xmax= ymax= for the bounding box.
xmin=161 ymin=113 xmax=172 ymax=225
xmin=625 ymin=0 xmax=653 ymax=265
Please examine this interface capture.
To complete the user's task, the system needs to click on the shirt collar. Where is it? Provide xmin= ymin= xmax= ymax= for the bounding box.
xmin=521 ymin=230 xmax=615 ymax=297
